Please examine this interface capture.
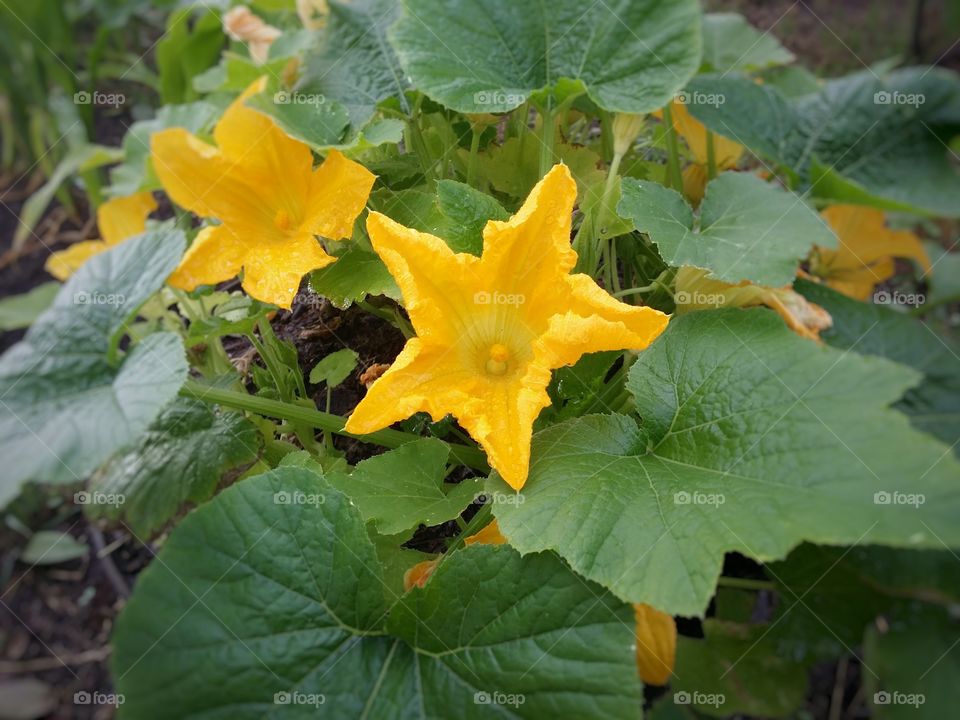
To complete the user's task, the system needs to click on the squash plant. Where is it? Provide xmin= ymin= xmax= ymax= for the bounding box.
xmin=3 ymin=0 xmax=960 ymax=718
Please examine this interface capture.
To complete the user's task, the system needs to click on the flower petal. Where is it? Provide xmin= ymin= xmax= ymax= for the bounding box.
xmin=480 ymin=163 xmax=578 ymax=302
xmin=303 ymin=149 xmax=376 ymax=240
xmin=366 ymin=211 xmax=482 ymax=344
xmin=98 ymin=192 xmax=157 ymax=246
xmin=465 ymin=520 xmax=508 ymax=546
xmin=668 ymin=99 xmax=743 ymax=168
xmin=151 ymin=128 xmax=272 ymax=229
xmin=635 ymin=603 xmax=676 ymax=686
xmin=44 ymin=241 xmax=108 ymax=281
xmin=240 ymin=232 xmax=335 ymax=309
xmin=167 ymin=226 xmax=247 ymax=292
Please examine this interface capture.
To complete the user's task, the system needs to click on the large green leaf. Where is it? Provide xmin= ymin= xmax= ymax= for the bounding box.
xmin=390 ymin=0 xmax=702 ymax=113
xmin=308 ymin=241 xmax=400 ymax=308
xmin=327 ymin=438 xmax=483 ymax=534
xmin=245 ymin=91 xmax=350 ymax=151
xmin=88 ymin=398 xmax=262 ymax=537
xmin=113 ymin=467 xmax=642 ymax=718
xmin=701 ymin=13 xmax=794 ymax=73
xmin=0 ymin=230 xmax=187 ymax=506
xmin=0 ymin=282 xmax=59 ymax=331
xmin=797 ymin=279 xmax=960 ymax=454
xmin=490 ymin=309 xmax=960 ymax=615
xmin=300 ymin=0 xmax=409 ymax=126
xmin=618 ymin=173 xmax=836 ymax=287
xmin=686 ymin=68 xmax=960 ymax=216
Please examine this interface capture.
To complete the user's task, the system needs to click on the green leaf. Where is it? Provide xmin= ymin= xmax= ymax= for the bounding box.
xmin=300 ymin=0 xmax=408 ymax=126
xmin=0 ymin=230 xmax=188 ymax=506
xmin=308 ymin=241 xmax=400 ymax=307
xmin=87 ymin=398 xmax=262 ymax=537
xmin=308 ymin=348 xmax=359 ymax=387
xmin=113 ymin=467 xmax=643 ymax=718
xmin=182 ymin=291 xmax=274 ymax=345
xmin=864 ymin=603 xmax=959 ymax=718
xmin=797 ymin=279 xmax=960 ymax=455
xmin=924 ymin=243 xmax=960 ymax=304
xmin=327 ymin=438 xmax=482 ymax=534
xmin=674 ymin=620 xmax=807 ymax=717
xmin=245 ymin=90 xmax=350 ymax=151
xmin=686 ymin=68 xmax=960 ymax=216
xmin=490 ymin=309 xmax=960 ymax=616
xmin=0 ymin=282 xmax=59 ymax=331
xmin=20 ymin=530 xmax=88 ymax=565
xmin=618 ymin=173 xmax=836 ymax=287
xmin=391 ymin=0 xmax=702 ymax=113
xmin=156 ymin=9 xmax=224 ymax=105
xmin=701 ymin=13 xmax=794 ymax=73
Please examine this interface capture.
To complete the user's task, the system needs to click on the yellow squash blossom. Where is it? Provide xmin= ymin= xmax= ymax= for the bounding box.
xmin=345 ymin=164 xmax=669 ymax=490
xmin=675 ymin=266 xmax=832 ymax=342
xmin=634 ymin=603 xmax=676 ymax=686
xmin=812 ymin=205 xmax=931 ymax=301
xmin=45 ymin=192 xmax=157 ymax=281
xmin=657 ymin=99 xmax=744 ymax=204
xmin=152 ymin=77 xmax=375 ymax=310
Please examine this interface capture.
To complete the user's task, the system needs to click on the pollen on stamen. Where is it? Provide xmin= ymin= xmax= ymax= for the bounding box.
xmin=485 ymin=343 xmax=510 ymax=375
xmin=273 ymin=208 xmax=292 ymax=231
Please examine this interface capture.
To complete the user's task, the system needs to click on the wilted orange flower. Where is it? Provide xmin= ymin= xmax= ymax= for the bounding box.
xmin=344 ymin=164 xmax=669 ymax=489
xmin=223 ymin=6 xmax=281 ymax=65
xmin=152 ymin=77 xmax=375 ymax=309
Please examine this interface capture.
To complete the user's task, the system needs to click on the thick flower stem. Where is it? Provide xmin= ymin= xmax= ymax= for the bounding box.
xmin=180 ymin=380 xmax=490 ymax=471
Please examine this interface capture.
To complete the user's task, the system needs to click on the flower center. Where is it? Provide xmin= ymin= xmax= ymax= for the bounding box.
xmin=484 ymin=343 xmax=511 ymax=376
xmin=273 ymin=209 xmax=293 ymax=232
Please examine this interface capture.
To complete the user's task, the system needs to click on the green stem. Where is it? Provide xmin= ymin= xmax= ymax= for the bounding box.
xmin=716 ymin=576 xmax=775 ymax=592
xmin=538 ymin=98 xmax=555 ymax=177
xmin=445 ymin=503 xmax=493 ymax=556
xmin=180 ymin=381 xmax=489 ymax=471
xmin=662 ymin=104 xmax=685 ymax=194
xmin=706 ymin=131 xmax=718 ymax=180
xmin=466 ymin=126 xmax=482 ymax=187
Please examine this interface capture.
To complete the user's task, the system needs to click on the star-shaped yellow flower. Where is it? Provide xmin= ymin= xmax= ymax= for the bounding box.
xmin=812 ymin=205 xmax=931 ymax=301
xmin=344 ymin=164 xmax=669 ymax=490
xmin=152 ymin=77 xmax=375 ymax=309
xmin=44 ymin=192 xmax=157 ymax=281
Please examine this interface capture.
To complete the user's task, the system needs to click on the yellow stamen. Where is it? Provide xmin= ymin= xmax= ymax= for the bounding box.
xmin=273 ymin=209 xmax=292 ymax=232
xmin=485 ymin=343 xmax=510 ymax=375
